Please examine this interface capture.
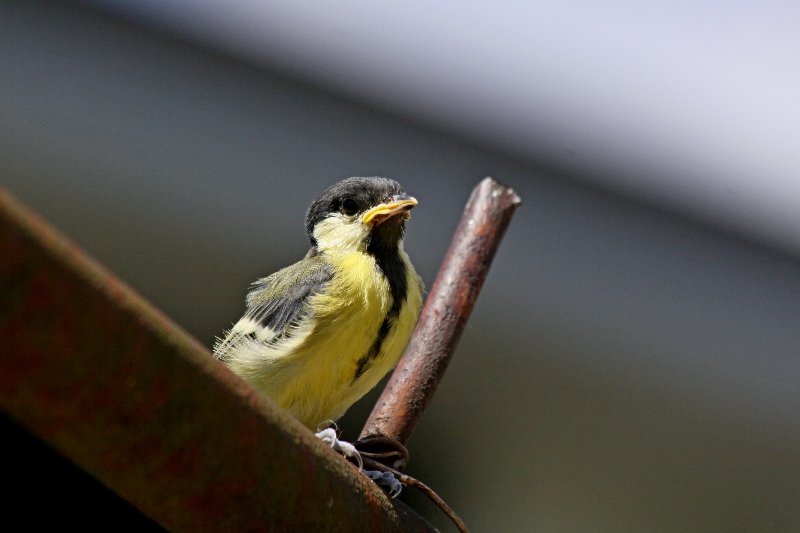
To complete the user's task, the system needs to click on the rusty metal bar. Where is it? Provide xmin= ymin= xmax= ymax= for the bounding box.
xmin=0 ymin=186 xmax=435 ymax=532
xmin=361 ymin=177 xmax=521 ymax=444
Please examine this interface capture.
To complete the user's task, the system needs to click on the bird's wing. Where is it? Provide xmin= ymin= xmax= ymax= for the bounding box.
xmin=213 ymin=256 xmax=334 ymax=359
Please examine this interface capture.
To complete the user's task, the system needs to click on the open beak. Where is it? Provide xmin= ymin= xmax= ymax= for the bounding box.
xmin=362 ymin=194 xmax=418 ymax=225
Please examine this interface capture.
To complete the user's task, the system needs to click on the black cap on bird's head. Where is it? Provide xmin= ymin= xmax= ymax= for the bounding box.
xmin=305 ymin=177 xmax=417 ymax=249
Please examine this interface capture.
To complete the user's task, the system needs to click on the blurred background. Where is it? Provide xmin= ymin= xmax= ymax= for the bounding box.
xmin=3 ymin=1 xmax=800 ymax=530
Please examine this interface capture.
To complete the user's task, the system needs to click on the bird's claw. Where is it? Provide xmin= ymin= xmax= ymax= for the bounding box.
xmin=315 ymin=428 xmax=363 ymax=470
xmin=315 ymin=428 xmax=402 ymax=497
xmin=365 ymin=470 xmax=403 ymax=498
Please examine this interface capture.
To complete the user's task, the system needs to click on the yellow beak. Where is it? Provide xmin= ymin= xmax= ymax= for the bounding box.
xmin=361 ymin=194 xmax=418 ymax=225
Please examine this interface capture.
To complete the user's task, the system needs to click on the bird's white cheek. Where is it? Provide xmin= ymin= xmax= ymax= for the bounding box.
xmin=313 ymin=215 xmax=370 ymax=252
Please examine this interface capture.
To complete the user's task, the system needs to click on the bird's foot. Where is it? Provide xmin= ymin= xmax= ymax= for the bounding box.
xmin=315 ymin=429 xmax=406 ymax=497
xmin=353 ymin=436 xmax=410 ymax=498
xmin=364 ymin=469 xmax=403 ymax=498
xmin=315 ymin=427 xmax=363 ymax=470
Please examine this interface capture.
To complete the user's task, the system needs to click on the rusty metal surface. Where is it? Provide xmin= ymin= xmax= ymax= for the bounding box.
xmin=0 ymin=186 xmax=436 ymax=532
xmin=361 ymin=177 xmax=521 ymax=444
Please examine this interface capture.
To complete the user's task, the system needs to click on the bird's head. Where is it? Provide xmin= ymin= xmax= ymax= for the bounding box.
xmin=305 ymin=177 xmax=417 ymax=254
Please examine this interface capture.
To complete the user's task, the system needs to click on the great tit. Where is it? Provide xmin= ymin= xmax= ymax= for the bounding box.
xmin=214 ymin=177 xmax=423 ymax=435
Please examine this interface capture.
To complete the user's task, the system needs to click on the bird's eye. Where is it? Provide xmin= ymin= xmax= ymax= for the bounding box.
xmin=340 ymin=198 xmax=359 ymax=216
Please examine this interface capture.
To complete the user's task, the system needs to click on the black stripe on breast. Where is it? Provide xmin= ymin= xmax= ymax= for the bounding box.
xmin=353 ymin=316 xmax=393 ymax=381
xmin=352 ymin=237 xmax=408 ymax=382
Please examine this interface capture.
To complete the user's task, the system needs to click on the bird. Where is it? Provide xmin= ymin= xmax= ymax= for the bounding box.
xmin=214 ymin=177 xmax=423 ymax=475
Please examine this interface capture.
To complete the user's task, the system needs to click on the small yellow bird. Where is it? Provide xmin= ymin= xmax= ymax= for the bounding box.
xmin=214 ymin=177 xmax=423 ymax=438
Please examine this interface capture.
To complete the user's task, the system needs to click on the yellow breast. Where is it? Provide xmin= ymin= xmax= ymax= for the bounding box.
xmin=265 ymin=249 xmax=422 ymax=429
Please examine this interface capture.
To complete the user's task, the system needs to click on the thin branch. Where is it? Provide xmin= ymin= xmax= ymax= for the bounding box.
xmin=361 ymin=177 xmax=521 ymax=443
xmin=357 ymin=177 xmax=520 ymax=533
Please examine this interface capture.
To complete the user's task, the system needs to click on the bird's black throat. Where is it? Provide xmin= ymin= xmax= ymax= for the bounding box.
xmin=353 ymin=220 xmax=409 ymax=381
xmin=366 ymin=220 xmax=408 ymax=312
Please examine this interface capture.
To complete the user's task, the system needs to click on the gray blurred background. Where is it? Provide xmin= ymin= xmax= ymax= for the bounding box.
xmin=3 ymin=1 xmax=800 ymax=531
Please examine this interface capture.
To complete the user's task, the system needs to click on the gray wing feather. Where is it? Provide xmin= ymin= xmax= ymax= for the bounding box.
xmin=214 ymin=256 xmax=333 ymax=358
xmin=246 ymin=259 xmax=333 ymax=333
